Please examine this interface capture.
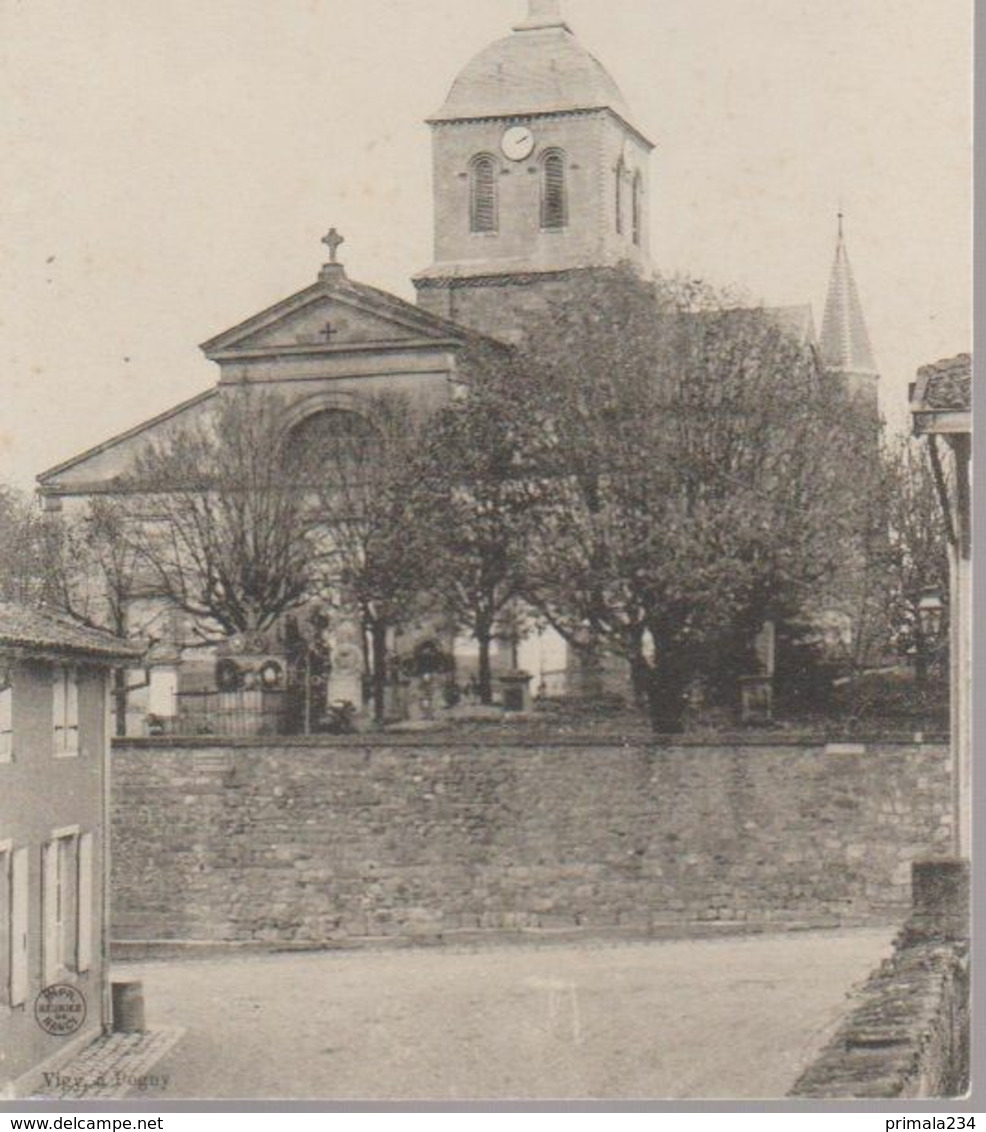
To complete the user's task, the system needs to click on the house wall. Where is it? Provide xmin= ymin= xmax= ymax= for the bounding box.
xmin=0 ymin=662 xmax=109 ymax=1097
xmin=111 ymin=738 xmax=952 ymax=948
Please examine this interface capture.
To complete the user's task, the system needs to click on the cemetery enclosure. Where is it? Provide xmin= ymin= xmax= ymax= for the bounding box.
xmin=111 ymin=738 xmax=952 ymax=946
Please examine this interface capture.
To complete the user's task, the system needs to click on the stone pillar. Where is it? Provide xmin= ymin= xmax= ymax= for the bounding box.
xmin=567 ymin=640 xmax=606 ymax=700
xmin=328 ymin=618 xmax=364 ymax=708
xmin=906 ymin=859 xmax=970 ymax=944
xmin=948 ymin=434 xmax=972 ymax=859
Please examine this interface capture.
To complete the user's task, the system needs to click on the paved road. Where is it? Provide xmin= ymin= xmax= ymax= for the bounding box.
xmin=119 ymin=929 xmax=893 ymax=1100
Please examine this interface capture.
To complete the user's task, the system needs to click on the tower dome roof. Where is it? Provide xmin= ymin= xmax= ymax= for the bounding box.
xmin=429 ymin=9 xmax=643 ymax=138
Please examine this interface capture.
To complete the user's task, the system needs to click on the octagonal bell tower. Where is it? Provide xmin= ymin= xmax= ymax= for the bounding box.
xmin=414 ymin=0 xmax=655 ymax=340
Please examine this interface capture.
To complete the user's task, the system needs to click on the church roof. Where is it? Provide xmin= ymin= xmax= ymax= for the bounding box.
xmin=430 ymin=5 xmax=648 ymax=143
xmin=819 ymin=218 xmax=878 ymax=375
xmin=37 ymin=388 xmax=219 ymax=490
xmin=38 ymin=251 xmax=508 ymax=496
xmin=764 ymin=304 xmax=818 ymax=349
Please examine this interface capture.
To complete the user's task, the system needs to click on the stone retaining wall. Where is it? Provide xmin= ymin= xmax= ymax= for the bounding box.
xmin=790 ymin=941 xmax=969 ymax=1099
xmin=791 ymin=860 xmax=970 ymax=1099
xmin=111 ymin=738 xmax=952 ymax=945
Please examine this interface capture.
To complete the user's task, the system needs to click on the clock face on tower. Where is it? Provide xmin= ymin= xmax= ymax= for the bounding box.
xmin=501 ymin=125 xmax=535 ymax=162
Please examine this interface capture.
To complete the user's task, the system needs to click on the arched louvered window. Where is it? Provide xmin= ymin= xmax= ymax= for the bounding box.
xmin=631 ymin=172 xmax=643 ymax=247
xmin=615 ymin=158 xmax=625 ymax=234
xmin=540 ymin=149 xmax=568 ymax=230
xmin=470 ymin=155 xmax=498 ymax=234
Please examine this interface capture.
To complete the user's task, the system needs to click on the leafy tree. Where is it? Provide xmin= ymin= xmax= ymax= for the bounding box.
xmin=413 ymin=354 xmax=539 ymax=704
xmin=301 ymin=394 xmax=432 ymax=724
xmin=513 ymin=267 xmax=862 ymax=733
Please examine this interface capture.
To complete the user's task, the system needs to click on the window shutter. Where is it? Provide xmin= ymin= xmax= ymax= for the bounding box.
xmin=77 ymin=833 xmax=94 ymax=973
xmin=10 ymin=848 xmax=29 ymax=1006
xmin=66 ymin=669 xmax=80 ymax=752
xmin=0 ymin=850 xmax=9 ymax=1007
xmin=0 ymin=684 xmax=11 ymax=760
xmin=632 ymin=173 xmax=642 ymax=247
xmin=42 ymin=841 xmax=60 ymax=987
xmin=615 ymin=160 xmax=624 ymax=234
xmin=470 ymin=157 xmax=497 ymax=233
xmin=52 ymin=668 xmax=66 ymax=751
xmin=541 ymin=152 xmax=567 ymax=230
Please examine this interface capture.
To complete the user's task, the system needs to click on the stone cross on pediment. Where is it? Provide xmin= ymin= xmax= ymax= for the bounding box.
xmin=322 ymin=228 xmax=345 ymax=264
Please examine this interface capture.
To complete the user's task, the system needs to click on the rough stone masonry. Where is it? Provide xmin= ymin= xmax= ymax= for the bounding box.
xmin=111 ymin=738 xmax=952 ymax=947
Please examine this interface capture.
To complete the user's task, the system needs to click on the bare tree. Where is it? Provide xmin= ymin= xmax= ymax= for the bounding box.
xmin=125 ymin=388 xmax=317 ymax=638
xmin=882 ymin=437 xmax=952 ymax=685
xmin=40 ymin=497 xmax=148 ymax=733
xmin=41 ymin=498 xmax=140 ymax=636
xmin=815 ymin=429 xmax=952 ymax=706
xmin=0 ymin=486 xmax=47 ymax=605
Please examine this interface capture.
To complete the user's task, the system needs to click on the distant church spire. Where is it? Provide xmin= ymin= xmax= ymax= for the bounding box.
xmin=820 ymin=211 xmax=877 ymax=378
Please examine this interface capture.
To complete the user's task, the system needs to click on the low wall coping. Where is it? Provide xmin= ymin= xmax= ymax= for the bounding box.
xmin=113 ymin=732 xmax=948 ymax=752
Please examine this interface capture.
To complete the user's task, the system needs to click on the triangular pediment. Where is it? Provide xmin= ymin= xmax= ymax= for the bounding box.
xmin=201 ymin=278 xmax=470 ymax=358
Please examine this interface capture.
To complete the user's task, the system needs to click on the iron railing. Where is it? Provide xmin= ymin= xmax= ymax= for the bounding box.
xmin=159 ymin=689 xmax=289 ymax=737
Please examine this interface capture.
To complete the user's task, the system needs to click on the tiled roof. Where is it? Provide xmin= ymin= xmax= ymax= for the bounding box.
xmin=914 ymin=353 xmax=972 ymax=412
xmin=819 ymin=226 xmax=877 ymax=375
xmin=765 ymin=305 xmax=818 ymax=349
xmin=0 ymin=602 xmax=144 ymax=662
xmin=430 ymin=22 xmax=645 ymax=140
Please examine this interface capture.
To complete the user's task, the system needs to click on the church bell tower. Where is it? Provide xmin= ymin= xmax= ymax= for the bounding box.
xmin=414 ymin=0 xmax=654 ymax=340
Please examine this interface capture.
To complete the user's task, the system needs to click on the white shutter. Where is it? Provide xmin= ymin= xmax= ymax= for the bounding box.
xmin=0 ymin=849 xmax=9 ymax=1006
xmin=76 ymin=833 xmax=94 ymax=973
xmin=42 ymin=841 xmax=60 ymax=986
xmin=52 ymin=668 xmax=66 ymax=752
xmin=10 ymin=848 xmax=29 ymax=1006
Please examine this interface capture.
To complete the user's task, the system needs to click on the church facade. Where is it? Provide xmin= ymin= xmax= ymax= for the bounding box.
xmin=35 ymin=0 xmax=879 ymax=732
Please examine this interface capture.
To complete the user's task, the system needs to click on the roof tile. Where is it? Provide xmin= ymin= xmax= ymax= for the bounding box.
xmin=0 ymin=602 xmax=144 ymax=662
xmin=914 ymin=353 xmax=972 ymax=412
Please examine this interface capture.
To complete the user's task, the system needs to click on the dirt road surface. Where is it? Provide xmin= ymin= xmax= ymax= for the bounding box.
xmin=119 ymin=928 xmax=893 ymax=1100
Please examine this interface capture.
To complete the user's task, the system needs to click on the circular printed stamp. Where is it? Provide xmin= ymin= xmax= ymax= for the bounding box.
xmin=34 ymin=984 xmax=87 ymax=1037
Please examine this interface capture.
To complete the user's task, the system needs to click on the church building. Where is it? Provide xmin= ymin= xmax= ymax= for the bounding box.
xmin=35 ymin=0 xmax=879 ymax=730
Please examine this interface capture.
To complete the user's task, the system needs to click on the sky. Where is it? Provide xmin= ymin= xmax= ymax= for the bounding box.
xmin=0 ymin=0 xmax=972 ymax=489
